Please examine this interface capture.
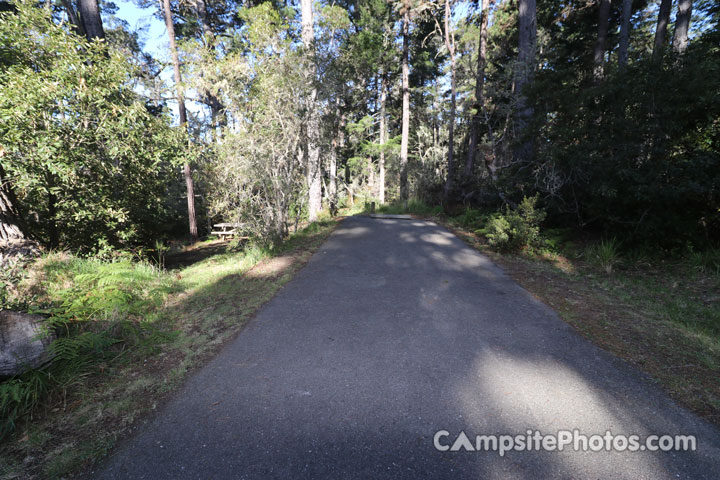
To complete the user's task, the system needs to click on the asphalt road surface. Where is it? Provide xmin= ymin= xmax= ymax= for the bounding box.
xmin=97 ymin=216 xmax=720 ymax=479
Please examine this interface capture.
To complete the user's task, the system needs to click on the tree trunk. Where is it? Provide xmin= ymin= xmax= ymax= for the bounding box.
xmin=301 ymin=0 xmax=322 ymax=222
xmin=367 ymin=157 xmax=375 ymax=191
xmin=513 ymin=0 xmax=536 ymax=165
xmin=673 ymin=0 xmax=693 ymax=54
xmin=400 ymin=1 xmax=411 ymax=208
xmin=378 ymin=70 xmax=387 ymax=205
xmin=208 ymin=95 xmax=225 ymax=141
xmin=442 ymin=0 xmax=457 ymax=202
xmin=77 ymin=0 xmax=105 ymax=41
xmin=618 ymin=0 xmax=632 ymax=69
xmin=194 ymin=0 xmax=213 ymax=39
xmin=61 ymin=0 xmax=84 ymax=37
xmin=593 ymin=0 xmax=611 ymax=81
xmin=0 ymin=163 xmax=25 ymax=242
xmin=653 ymin=0 xmax=672 ymax=60
xmin=328 ymin=97 xmax=343 ymax=214
xmin=161 ymin=0 xmax=198 ymax=241
xmin=465 ymin=0 xmax=491 ymax=177
xmin=328 ymin=137 xmax=338 ymax=212
xmin=46 ymin=173 xmax=59 ymax=247
xmin=194 ymin=0 xmax=225 ymax=142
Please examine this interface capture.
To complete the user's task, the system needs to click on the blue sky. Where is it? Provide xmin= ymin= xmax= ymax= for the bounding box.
xmin=113 ymin=0 xmax=166 ymax=58
xmin=111 ymin=0 xmax=201 ymax=123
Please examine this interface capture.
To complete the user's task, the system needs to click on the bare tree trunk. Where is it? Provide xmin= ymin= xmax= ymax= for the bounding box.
xmin=673 ymin=0 xmax=693 ymax=54
xmin=77 ymin=0 xmax=105 ymax=41
xmin=328 ymin=137 xmax=338 ymax=212
xmin=400 ymin=1 xmax=411 ymax=208
xmin=442 ymin=0 xmax=457 ymax=202
xmin=194 ymin=0 xmax=225 ymax=141
xmin=618 ymin=0 xmax=632 ymax=69
xmin=513 ymin=0 xmax=536 ymax=165
xmin=653 ymin=0 xmax=673 ymax=60
xmin=0 ymin=163 xmax=26 ymax=242
xmin=301 ymin=0 xmax=322 ymax=222
xmin=328 ymin=97 xmax=343 ymax=214
xmin=465 ymin=0 xmax=491 ymax=177
xmin=593 ymin=0 xmax=611 ymax=81
xmin=378 ymin=70 xmax=387 ymax=205
xmin=161 ymin=0 xmax=198 ymax=241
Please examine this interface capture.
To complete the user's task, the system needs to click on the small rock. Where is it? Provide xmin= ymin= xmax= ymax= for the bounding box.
xmin=0 ymin=310 xmax=55 ymax=377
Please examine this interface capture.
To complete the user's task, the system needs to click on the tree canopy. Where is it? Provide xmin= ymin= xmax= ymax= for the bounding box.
xmin=0 ymin=0 xmax=717 ymax=249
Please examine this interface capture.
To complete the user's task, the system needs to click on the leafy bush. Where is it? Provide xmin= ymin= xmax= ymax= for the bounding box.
xmin=457 ymin=208 xmax=485 ymax=228
xmin=486 ymin=196 xmax=546 ymax=252
xmin=0 ymin=2 xmax=189 ymax=251
xmin=525 ymin=36 xmax=720 ymax=247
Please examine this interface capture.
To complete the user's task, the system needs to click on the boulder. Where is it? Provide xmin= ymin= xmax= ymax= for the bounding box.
xmin=0 ymin=310 xmax=54 ymax=377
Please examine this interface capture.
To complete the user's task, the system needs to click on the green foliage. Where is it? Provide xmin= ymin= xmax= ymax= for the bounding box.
xmin=689 ymin=249 xmax=720 ymax=276
xmin=543 ymin=228 xmax=577 ymax=253
xmin=585 ymin=238 xmax=622 ymax=274
xmin=206 ymin=3 xmax=306 ymax=243
xmin=457 ymin=208 xmax=486 ymax=229
xmin=486 ymin=196 xmax=546 ymax=253
xmin=0 ymin=1 xmax=189 ymax=251
xmin=40 ymin=257 xmax=175 ymax=328
xmin=0 ymin=371 xmax=50 ymax=439
xmin=375 ymin=199 xmax=441 ymax=216
xmin=0 ymin=254 xmax=32 ymax=310
xmin=0 ymin=215 xmax=333 ymax=440
xmin=0 ymin=254 xmax=176 ymax=438
xmin=517 ymin=7 xmax=720 ymax=247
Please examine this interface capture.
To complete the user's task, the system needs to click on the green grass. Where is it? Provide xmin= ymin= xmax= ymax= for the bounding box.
xmin=0 ymin=218 xmax=338 ymax=478
xmin=689 ymin=249 xmax=720 ymax=276
xmin=585 ymin=238 xmax=622 ymax=274
xmin=374 ymin=199 xmax=443 ymax=216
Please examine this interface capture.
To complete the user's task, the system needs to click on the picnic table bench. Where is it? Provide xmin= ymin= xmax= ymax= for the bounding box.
xmin=211 ymin=223 xmax=248 ymax=241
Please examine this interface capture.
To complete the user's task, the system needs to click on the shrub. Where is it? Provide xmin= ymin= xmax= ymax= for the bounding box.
xmin=585 ymin=238 xmax=621 ymax=274
xmin=458 ymin=207 xmax=484 ymax=228
xmin=486 ymin=196 xmax=546 ymax=252
xmin=689 ymin=249 xmax=720 ymax=276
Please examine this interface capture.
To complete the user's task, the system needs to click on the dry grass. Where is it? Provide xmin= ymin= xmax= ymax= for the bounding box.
xmin=442 ymin=219 xmax=720 ymax=427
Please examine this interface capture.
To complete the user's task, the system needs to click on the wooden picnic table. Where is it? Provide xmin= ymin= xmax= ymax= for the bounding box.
xmin=211 ymin=223 xmax=248 ymax=241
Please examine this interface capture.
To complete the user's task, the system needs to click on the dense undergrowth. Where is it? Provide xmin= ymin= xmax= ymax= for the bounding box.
xmin=1 ymin=256 xmax=178 ymax=438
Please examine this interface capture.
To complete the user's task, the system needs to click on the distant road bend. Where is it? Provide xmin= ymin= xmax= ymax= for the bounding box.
xmin=98 ymin=216 xmax=720 ymax=479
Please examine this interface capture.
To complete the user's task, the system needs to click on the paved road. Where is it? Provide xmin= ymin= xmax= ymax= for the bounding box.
xmin=98 ymin=216 xmax=720 ymax=479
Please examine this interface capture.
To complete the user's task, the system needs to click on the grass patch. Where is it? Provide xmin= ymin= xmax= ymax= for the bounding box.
xmin=374 ymin=199 xmax=443 ymax=216
xmin=584 ymin=238 xmax=622 ymax=274
xmin=0 ymin=218 xmax=338 ymax=479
